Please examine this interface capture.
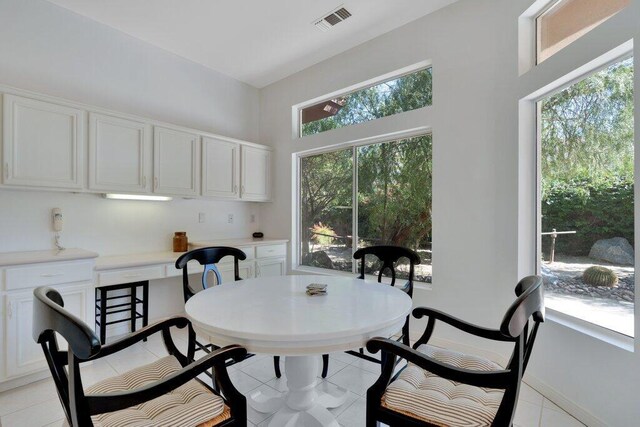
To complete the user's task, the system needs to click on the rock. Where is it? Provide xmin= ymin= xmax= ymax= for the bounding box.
xmin=303 ymin=251 xmax=333 ymax=269
xmin=589 ymin=237 xmax=634 ymax=266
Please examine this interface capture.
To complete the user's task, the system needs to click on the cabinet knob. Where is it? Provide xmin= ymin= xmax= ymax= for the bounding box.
xmin=154 ymin=177 xmax=158 ymax=191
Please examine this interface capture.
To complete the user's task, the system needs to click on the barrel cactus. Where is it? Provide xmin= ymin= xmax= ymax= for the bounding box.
xmin=582 ymin=266 xmax=618 ymax=287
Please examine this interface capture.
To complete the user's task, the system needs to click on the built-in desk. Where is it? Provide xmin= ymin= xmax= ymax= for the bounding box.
xmin=0 ymin=238 xmax=288 ymax=390
xmin=95 ymin=238 xmax=288 ymax=284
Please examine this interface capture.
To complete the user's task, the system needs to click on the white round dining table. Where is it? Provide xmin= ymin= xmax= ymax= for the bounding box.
xmin=185 ymin=274 xmax=412 ymax=427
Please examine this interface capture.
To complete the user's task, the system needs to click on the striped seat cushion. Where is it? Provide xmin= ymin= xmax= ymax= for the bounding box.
xmin=86 ymin=356 xmax=228 ymax=427
xmin=381 ymin=345 xmax=504 ymax=427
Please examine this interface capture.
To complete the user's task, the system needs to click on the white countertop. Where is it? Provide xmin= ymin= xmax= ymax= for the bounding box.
xmin=95 ymin=238 xmax=288 ymax=271
xmin=95 ymin=251 xmax=184 ymax=271
xmin=190 ymin=237 xmax=288 ymax=248
xmin=0 ymin=248 xmax=99 ymax=267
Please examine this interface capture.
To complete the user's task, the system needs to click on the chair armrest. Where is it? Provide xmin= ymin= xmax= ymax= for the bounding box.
xmin=367 ymin=338 xmax=512 ymax=389
xmin=85 ymin=344 xmax=247 ymax=415
xmin=413 ymin=307 xmax=513 ymax=342
xmin=92 ymin=316 xmax=190 ymax=359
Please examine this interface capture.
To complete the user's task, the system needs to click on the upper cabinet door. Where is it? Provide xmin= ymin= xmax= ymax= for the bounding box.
xmin=3 ymin=94 xmax=84 ymax=189
xmin=202 ymin=136 xmax=240 ymax=199
xmin=88 ymin=113 xmax=151 ymax=192
xmin=241 ymin=146 xmax=271 ymax=201
xmin=153 ymin=126 xmax=200 ymax=196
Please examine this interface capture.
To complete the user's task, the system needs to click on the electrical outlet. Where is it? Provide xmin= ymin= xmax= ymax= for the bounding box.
xmin=228 ymin=214 xmax=234 ymax=224
xmin=198 ymin=212 xmax=206 ymax=223
xmin=250 ymin=214 xmax=256 ymax=223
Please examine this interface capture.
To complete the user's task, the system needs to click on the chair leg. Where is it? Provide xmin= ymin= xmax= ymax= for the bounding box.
xmin=321 ymin=354 xmax=329 ymax=378
xmin=274 ymin=356 xmax=282 ymax=378
xmin=402 ymin=322 xmax=411 ymax=347
xmin=99 ymin=287 xmax=107 ymax=344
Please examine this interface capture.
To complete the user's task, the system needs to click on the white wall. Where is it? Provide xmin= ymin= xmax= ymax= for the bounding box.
xmin=259 ymin=0 xmax=640 ymax=425
xmin=0 ymin=0 xmax=262 ymax=256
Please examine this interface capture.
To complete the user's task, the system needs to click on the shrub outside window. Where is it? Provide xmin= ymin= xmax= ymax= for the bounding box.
xmin=300 ymin=68 xmax=432 ymax=137
xmin=538 ymin=57 xmax=634 ymax=336
xmin=299 ymin=135 xmax=432 ymax=283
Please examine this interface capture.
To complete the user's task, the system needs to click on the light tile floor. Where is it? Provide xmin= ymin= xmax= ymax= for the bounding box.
xmin=0 ymin=328 xmax=585 ymax=427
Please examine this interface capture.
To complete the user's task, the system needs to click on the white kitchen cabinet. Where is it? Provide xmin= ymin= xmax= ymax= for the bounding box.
xmin=153 ymin=126 xmax=200 ymax=196
xmin=241 ymin=145 xmax=271 ymax=201
xmin=2 ymin=94 xmax=85 ymax=189
xmin=253 ymin=242 xmax=286 ymax=277
xmin=0 ymin=251 xmax=96 ymax=385
xmin=89 ymin=113 xmax=151 ymax=193
xmin=218 ymin=261 xmax=254 ymax=283
xmin=4 ymin=283 xmax=91 ymax=379
xmin=202 ymin=136 xmax=240 ymax=199
xmin=255 ymin=258 xmax=286 ymax=277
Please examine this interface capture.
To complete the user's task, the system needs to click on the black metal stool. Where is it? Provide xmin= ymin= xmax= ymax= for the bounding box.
xmin=95 ymin=280 xmax=149 ymax=343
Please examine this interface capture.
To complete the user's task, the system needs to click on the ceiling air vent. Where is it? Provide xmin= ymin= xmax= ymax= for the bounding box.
xmin=314 ymin=6 xmax=352 ymax=32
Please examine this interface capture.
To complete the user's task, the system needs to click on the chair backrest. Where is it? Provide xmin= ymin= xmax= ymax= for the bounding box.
xmin=175 ymin=246 xmax=247 ymax=302
xmin=33 ymin=286 xmax=101 ymax=424
xmin=500 ymin=275 xmax=545 ymax=373
xmin=353 ymin=245 xmax=421 ymax=295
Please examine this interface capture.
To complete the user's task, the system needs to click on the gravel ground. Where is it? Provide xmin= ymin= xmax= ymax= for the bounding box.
xmin=542 ymin=254 xmax=634 ymax=303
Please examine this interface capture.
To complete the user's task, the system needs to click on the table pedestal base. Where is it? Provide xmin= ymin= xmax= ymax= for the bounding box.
xmin=249 ymin=355 xmax=348 ymax=427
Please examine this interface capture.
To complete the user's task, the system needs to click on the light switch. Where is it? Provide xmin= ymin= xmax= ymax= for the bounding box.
xmin=198 ymin=212 xmax=206 ymax=223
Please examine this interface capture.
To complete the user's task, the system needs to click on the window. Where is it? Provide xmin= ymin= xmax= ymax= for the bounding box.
xmin=299 ymin=135 xmax=432 ymax=282
xmin=537 ymin=0 xmax=630 ymax=63
xmin=538 ymin=57 xmax=634 ymax=336
xmin=300 ymin=68 xmax=433 ymax=137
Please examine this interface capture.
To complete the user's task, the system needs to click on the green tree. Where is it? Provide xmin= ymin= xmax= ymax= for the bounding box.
xmin=541 ymin=58 xmax=634 ymax=194
xmin=358 ymin=136 xmax=432 ymax=249
xmin=302 ymin=68 xmax=433 ymax=136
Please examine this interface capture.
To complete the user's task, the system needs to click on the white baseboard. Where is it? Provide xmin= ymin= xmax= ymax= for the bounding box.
xmin=0 ymin=370 xmax=50 ymax=393
xmin=427 ymin=337 xmax=606 ymax=427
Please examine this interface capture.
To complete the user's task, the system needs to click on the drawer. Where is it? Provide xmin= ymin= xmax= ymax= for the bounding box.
xmin=4 ymin=261 xmax=94 ymax=291
xmin=256 ymin=244 xmax=286 ymax=259
xmin=236 ymin=246 xmax=255 ymax=260
xmin=165 ymin=263 xmax=204 ymax=278
xmin=97 ymin=265 xmax=164 ymax=287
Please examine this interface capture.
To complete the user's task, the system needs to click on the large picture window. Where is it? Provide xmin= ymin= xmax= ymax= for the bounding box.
xmin=299 ymin=135 xmax=432 ymax=282
xmin=538 ymin=57 xmax=634 ymax=336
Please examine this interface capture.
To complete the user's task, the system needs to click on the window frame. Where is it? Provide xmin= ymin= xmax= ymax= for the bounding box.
xmin=292 ymin=127 xmax=432 ymax=288
xmin=293 ymin=61 xmax=432 ymax=139
xmin=519 ymin=41 xmax=635 ymax=347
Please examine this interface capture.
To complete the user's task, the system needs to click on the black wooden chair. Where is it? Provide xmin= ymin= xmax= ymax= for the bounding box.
xmin=365 ymin=275 xmax=545 ymax=427
xmin=175 ymin=246 xmax=282 ymax=378
xmin=320 ymin=245 xmax=421 ymax=378
xmin=33 ymin=286 xmax=247 ymax=427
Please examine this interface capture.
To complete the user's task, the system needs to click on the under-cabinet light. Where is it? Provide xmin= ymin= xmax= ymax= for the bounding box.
xmin=103 ymin=193 xmax=173 ymax=202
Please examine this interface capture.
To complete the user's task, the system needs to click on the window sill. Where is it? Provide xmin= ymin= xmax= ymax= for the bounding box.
xmin=546 ymin=308 xmax=634 ymax=352
xmin=292 ymin=265 xmax=433 ymax=291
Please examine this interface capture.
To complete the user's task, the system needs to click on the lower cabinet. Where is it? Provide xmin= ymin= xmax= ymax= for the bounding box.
xmin=255 ymin=257 xmax=286 ymax=277
xmin=4 ymin=283 xmax=92 ymax=379
xmin=218 ymin=261 xmax=254 ymax=283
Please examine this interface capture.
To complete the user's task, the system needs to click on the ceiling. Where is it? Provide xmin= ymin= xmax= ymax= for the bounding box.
xmin=45 ymin=0 xmax=458 ymax=88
